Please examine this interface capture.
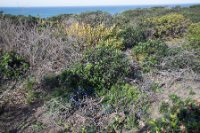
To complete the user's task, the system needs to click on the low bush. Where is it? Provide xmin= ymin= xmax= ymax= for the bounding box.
xmin=103 ymin=83 xmax=149 ymax=131
xmin=119 ymin=26 xmax=147 ymax=48
xmin=66 ymin=22 xmax=124 ymax=50
xmin=148 ymin=97 xmax=200 ymax=132
xmin=0 ymin=52 xmax=29 ymax=80
xmin=181 ymin=5 xmax=200 ymax=23
xmin=104 ymin=84 xmax=142 ymax=111
xmin=42 ymin=47 xmax=143 ymax=132
xmin=25 ymin=77 xmax=40 ymax=104
xmin=132 ymin=40 xmax=168 ymax=72
xmin=77 ymin=46 xmax=130 ymax=90
xmin=145 ymin=13 xmax=190 ymax=38
xmin=99 ymin=27 xmax=124 ymax=50
xmin=43 ymin=46 xmax=130 ymax=95
xmin=187 ymin=22 xmax=200 ymax=49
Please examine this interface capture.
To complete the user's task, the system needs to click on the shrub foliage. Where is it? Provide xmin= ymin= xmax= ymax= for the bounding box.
xmin=146 ymin=13 xmax=190 ymax=38
xmin=132 ymin=40 xmax=168 ymax=72
xmin=44 ymin=46 xmax=130 ymax=94
xmin=0 ymin=52 xmax=29 ymax=80
xmin=149 ymin=97 xmax=200 ymax=133
xmin=66 ymin=22 xmax=124 ymax=50
xmin=187 ymin=22 xmax=200 ymax=49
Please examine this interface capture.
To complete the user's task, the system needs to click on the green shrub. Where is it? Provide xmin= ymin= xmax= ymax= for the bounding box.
xmin=182 ymin=5 xmax=200 ymax=23
xmin=43 ymin=70 xmax=92 ymax=98
xmin=119 ymin=26 xmax=147 ymax=48
xmin=42 ymin=73 xmax=60 ymax=90
xmin=145 ymin=13 xmax=190 ymax=38
xmin=78 ymin=47 xmax=130 ymax=90
xmin=59 ymin=69 xmax=94 ymax=95
xmin=187 ymin=22 xmax=200 ymax=49
xmin=133 ymin=40 xmax=168 ymax=60
xmin=25 ymin=77 xmax=40 ymax=104
xmin=99 ymin=27 xmax=125 ymax=50
xmin=148 ymin=98 xmax=200 ymax=133
xmin=132 ymin=40 xmax=168 ymax=72
xmin=104 ymin=84 xmax=141 ymax=110
xmin=103 ymin=83 xmax=148 ymax=130
xmin=43 ymin=46 xmax=130 ymax=95
xmin=169 ymin=94 xmax=182 ymax=105
xmin=159 ymin=101 xmax=170 ymax=113
xmin=0 ymin=52 xmax=29 ymax=80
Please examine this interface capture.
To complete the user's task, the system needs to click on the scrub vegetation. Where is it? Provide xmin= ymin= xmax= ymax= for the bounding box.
xmin=0 ymin=5 xmax=200 ymax=133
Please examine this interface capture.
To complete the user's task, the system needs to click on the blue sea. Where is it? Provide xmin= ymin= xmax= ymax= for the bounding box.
xmin=0 ymin=4 xmax=197 ymax=18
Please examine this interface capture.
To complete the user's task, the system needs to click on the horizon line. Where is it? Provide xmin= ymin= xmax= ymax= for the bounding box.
xmin=0 ymin=3 xmax=200 ymax=8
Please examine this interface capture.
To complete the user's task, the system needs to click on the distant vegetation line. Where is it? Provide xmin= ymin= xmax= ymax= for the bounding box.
xmin=0 ymin=4 xmax=199 ymax=18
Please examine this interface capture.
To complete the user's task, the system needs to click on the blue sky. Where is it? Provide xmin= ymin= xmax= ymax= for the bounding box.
xmin=0 ymin=0 xmax=200 ymax=7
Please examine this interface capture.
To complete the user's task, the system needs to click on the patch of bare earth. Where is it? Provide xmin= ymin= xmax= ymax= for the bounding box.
xmin=0 ymin=85 xmax=43 ymax=133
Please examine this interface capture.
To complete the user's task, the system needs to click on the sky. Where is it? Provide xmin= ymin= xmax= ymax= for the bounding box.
xmin=0 ymin=0 xmax=200 ymax=7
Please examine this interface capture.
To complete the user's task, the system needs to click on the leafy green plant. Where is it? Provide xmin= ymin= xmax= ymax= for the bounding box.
xmin=159 ymin=101 xmax=170 ymax=113
xmin=132 ymin=40 xmax=168 ymax=72
xmin=99 ymin=26 xmax=125 ymax=49
xmin=42 ymin=73 xmax=60 ymax=90
xmin=43 ymin=46 xmax=131 ymax=96
xmin=118 ymin=26 xmax=147 ymax=48
xmin=145 ymin=13 xmax=190 ymax=38
xmin=104 ymin=84 xmax=142 ymax=110
xmin=125 ymin=114 xmax=138 ymax=129
xmin=169 ymin=94 xmax=182 ymax=105
xmin=0 ymin=52 xmax=29 ymax=80
xmin=187 ymin=22 xmax=200 ymax=49
xmin=181 ymin=5 xmax=200 ymax=23
xmin=78 ymin=46 xmax=130 ymax=91
xmin=103 ymin=83 xmax=149 ymax=130
xmin=148 ymin=98 xmax=200 ymax=133
xmin=25 ymin=77 xmax=40 ymax=104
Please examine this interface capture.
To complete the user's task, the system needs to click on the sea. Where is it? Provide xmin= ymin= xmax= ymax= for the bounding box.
xmin=0 ymin=4 xmax=198 ymax=18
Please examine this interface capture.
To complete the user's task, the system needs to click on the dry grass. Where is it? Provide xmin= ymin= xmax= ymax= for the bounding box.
xmin=0 ymin=18 xmax=82 ymax=81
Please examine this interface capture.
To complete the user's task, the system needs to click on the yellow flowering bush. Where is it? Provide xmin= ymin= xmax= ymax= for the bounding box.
xmin=146 ymin=13 xmax=190 ymax=38
xmin=66 ymin=22 xmax=124 ymax=50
